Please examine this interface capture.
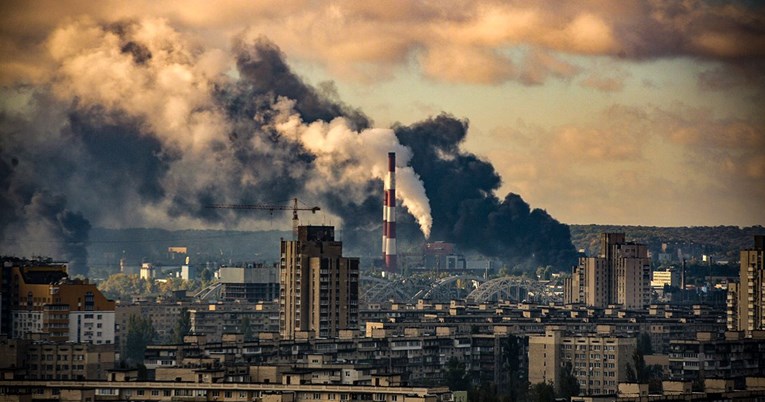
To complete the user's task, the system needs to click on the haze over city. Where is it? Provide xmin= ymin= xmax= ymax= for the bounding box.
xmin=1 ymin=1 xmax=764 ymax=273
xmin=4 ymin=4 xmax=765 ymax=400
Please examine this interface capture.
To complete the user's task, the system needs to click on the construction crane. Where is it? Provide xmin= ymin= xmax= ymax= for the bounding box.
xmin=207 ymin=198 xmax=320 ymax=240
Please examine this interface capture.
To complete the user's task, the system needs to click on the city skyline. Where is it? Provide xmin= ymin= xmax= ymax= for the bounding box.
xmin=0 ymin=1 xmax=763 ymax=252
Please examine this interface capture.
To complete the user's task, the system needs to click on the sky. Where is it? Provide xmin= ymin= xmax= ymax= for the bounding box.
xmin=1 ymin=0 xmax=764 ymax=229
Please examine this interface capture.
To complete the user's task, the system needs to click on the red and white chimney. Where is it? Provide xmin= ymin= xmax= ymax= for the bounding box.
xmin=383 ymin=152 xmax=397 ymax=273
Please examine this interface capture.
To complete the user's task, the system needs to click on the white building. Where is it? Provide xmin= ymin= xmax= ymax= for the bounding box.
xmin=69 ymin=311 xmax=116 ymax=345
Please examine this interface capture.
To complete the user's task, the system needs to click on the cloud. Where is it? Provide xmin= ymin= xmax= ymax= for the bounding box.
xmin=419 ymin=45 xmax=515 ymax=84
xmin=2 ymin=1 xmax=764 ymax=87
xmin=487 ymin=104 xmax=765 ymax=226
xmin=518 ymin=48 xmax=581 ymax=85
xmin=697 ymin=61 xmax=765 ymax=91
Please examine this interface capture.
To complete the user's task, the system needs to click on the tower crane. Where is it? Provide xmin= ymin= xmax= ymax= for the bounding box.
xmin=207 ymin=198 xmax=320 ymax=240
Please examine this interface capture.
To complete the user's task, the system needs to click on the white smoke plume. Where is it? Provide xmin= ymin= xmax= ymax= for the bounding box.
xmin=272 ymin=98 xmax=432 ymax=238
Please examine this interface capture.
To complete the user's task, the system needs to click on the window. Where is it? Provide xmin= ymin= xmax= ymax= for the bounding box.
xmin=85 ymin=292 xmax=94 ymax=311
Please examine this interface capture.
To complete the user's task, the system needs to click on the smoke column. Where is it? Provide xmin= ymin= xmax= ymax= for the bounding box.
xmin=0 ymin=18 xmax=576 ymax=273
xmin=271 ymin=100 xmax=431 ymax=238
xmin=383 ymin=152 xmax=397 ymax=273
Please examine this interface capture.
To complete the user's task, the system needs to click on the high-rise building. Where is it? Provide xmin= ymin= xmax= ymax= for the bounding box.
xmin=564 ymin=233 xmax=651 ymax=309
xmin=280 ymin=226 xmax=359 ymax=339
xmin=734 ymin=235 xmax=765 ymax=332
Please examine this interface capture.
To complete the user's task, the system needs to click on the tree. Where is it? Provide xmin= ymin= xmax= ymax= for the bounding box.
xmin=444 ymin=357 xmax=469 ymax=391
xmin=172 ymin=308 xmax=191 ymax=343
xmin=558 ymin=362 xmax=581 ymax=399
xmin=626 ymin=347 xmax=650 ymax=384
xmin=633 ymin=348 xmax=648 ymax=383
xmin=626 ymin=362 xmax=637 ymax=383
xmin=241 ymin=316 xmax=254 ymax=341
xmin=468 ymin=382 xmax=499 ymax=402
xmin=124 ymin=314 xmax=155 ymax=365
xmin=528 ymin=382 xmax=555 ymax=402
xmin=637 ymin=332 xmax=653 ymax=355
xmin=498 ymin=334 xmax=527 ymax=402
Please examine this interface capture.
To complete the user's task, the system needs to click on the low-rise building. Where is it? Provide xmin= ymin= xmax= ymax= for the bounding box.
xmin=668 ymin=331 xmax=765 ymax=382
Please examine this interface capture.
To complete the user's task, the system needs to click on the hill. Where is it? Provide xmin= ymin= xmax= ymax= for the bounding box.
xmin=569 ymin=224 xmax=764 ymax=261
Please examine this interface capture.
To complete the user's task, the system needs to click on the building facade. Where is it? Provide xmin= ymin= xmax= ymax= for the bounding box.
xmin=280 ymin=226 xmax=359 ymax=339
xmin=528 ymin=326 xmax=636 ymax=396
xmin=3 ymin=261 xmax=115 ymax=344
xmin=219 ymin=264 xmax=280 ymax=303
xmin=668 ymin=331 xmax=765 ymax=382
xmin=735 ymin=236 xmax=765 ymax=332
xmin=0 ymin=337 xmax=115 ymax=380
xmin=565 ymin=233 xmax=650 ymax=309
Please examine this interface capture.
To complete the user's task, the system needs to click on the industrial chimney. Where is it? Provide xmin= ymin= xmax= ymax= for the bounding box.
xmin=383 ymin=152 xmax=397 ymax=274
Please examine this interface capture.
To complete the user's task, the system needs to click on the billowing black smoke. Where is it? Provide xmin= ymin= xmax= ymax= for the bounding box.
xmin=395 ymin=115 xmax=578 ymax=270
xmin=0 ymin=102 xmax=93 ymax=276
xmin=0 ymin=24 xmax=576 ymax=273
xmin=232 ymin=37 xmax=369 ymax=131
xmin=209 ymin=38 xmax=382 ymax=247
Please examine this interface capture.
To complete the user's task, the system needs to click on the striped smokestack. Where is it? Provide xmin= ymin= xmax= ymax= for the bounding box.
xmin=383 ymin=152 xmax=397 ymax=273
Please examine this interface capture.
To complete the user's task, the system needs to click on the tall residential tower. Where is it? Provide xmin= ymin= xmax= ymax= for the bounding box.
xmin=732 ymin=236 xmax=765 ymax=332
xmin=280 ymin=226 xmax=359 ymax=339
xmin=564 ymin=233 xmax=651 ymax=309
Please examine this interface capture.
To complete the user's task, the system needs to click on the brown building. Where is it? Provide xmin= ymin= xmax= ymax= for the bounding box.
xmin=280 ymin=226 xmax=359 ymax=339
xmin=4 ymin=261 xmax=115 ymax=344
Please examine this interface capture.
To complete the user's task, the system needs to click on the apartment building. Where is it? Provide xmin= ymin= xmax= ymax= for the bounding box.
xmin=0 ymin=378 xmax=452 ymax=402
xmin=280 ymin=226 xmax=359 ymax=339
xmin=734 ymin=236 xmax=765 ymax=332
xmin=218 ymin=263 xmax=280 ymax=303
xmin=0 ymin=337 xmax=115 ymax=380
xmin=565 ymin=233 xmax=651 ymax=309
xmin=528 ymin=326 xmax=636 ymax=396
xmin=668 ymin=331 xmax=765 ymax=382
xmin=3 ymin=261 xmax=115 ymax=344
